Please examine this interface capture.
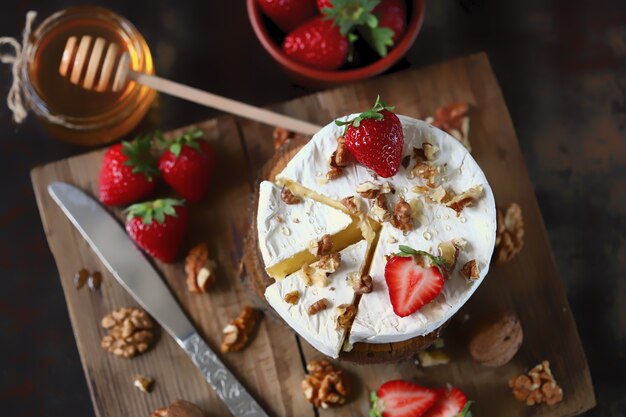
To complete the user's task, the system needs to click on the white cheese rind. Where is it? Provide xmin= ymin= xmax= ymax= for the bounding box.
xmin=257 ymin=181 xmax=352 ymax=270
xmin=264 ymin=241 xmax=368 ymax=358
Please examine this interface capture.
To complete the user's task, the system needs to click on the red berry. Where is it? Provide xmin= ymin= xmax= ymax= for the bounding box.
xmin=282 ymin=17 xmax=349 ymax=70
xmin=98 ymin=135 xmax=159 ymax=207
xmin=256 ymin=0 xmax=317 ymax=33
xmin=341 ymin=97 xmax=403 ymax=178
xmin=374 ymin=0 xmax=407 ymax=43
xmin=422 ymin=387 xmax=469 ymax=417
xmin=158 ymin=128 xmax=216 ymax=202
xmin=371 ymin=380 xmax=438 ymax=417
xmin=316 ymin=0 xmax=333 ymax=12
xmin=125 ymin=199 xmax=188 ymax=263
xmin=384 ymin=249 xmax=445 ymax=317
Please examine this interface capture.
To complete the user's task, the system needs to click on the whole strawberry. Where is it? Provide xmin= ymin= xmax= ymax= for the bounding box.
xmin=384 ymin=246 xmax=446 ymax=317
xmin=336 ymin=96 xmax=403 ymax=178
xmin=125 ymin=199 xmax=188 ymax=263
xmin=256 ymin=0 xmax=317 ymax=33
xmin=98 ymin=134 xmax=159 ymax=206
xmin=158 ymin=128 xmax=215 ymax=203
xmin=282 ymin=17 xmax=350 ymax=70
xmin=316 ymin=0 xmax=333 ymax=11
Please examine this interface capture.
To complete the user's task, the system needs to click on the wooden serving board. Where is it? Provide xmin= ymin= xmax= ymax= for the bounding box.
xmin=31 ymin=53 xmax=595 ymax=417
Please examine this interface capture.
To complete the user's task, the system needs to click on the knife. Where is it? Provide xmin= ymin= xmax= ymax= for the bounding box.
xmin=48 ymin=182 xmax=269 ymax=417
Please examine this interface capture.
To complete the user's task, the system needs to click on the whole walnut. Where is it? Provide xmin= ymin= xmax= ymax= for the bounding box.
xmin=469 ymin=313 xmax=523 ymax=367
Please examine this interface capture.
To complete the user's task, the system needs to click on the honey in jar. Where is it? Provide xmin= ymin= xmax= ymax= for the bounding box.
xmin=21 ymin=6 xmax=156 ymax=145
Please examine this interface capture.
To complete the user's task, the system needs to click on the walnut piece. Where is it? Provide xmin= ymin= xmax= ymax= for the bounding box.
xmin=281 ymin=187 xmax=301 ymax=204
xmin=302 ymin=360 xmax=349 ymax=408
xmin=100 ymin=308 xmax=154 ymax=358
xmin=150 ymin=400 xmax=205 ymax=417
xmin=438 ymin=240 xmax=460 ymax=272
xmin=370 ymin=194 xmax=390 ymax=222
xmin=220 ymin=306 xmax=260 ymax=353
xmin=390 ymin=200 xmax=412 ymax=231
xmin=327 ymin=137 xmax=349 ymax=180
xmin=348 ymin=272 xmax=373 ymax=294
xmin=356 ymin=181 xmax=382 ymax=199
xmin=417 ymin=350 xmax=451 ymax=367
xmin=460 ymin=260 xmax=480 ymax=280
xmin=307 ymin=299 xmax=328 ymax=315
xmin=409 ymin=161 xmax=439 ymax=187
xmin=273 ymin=127 xmax=295 ymax=150
xmin=426 ymin=102 xmax=471 ymax=151
xmin=185 ymin=243 xmax=216 ymax=293
xmin=335 ymin=304 xmax=356 ymax=330
xmin=133 ymin=375 xmax=154 ymax=393
xmin=73 ymin=268 xmax=89 ymax=289
xmin=308 ymin=234 xmax=333 ymax=258
xmin=284 ymin=290 xmax=301 ymax=304
xmin=340 ymin=196 xmax=362 ymax=214
xmin=445 ymin=185 xmax=483 ymax=214
xmin=509 ymin=360 xmax=563 ymax=406
xmin=495 ymin=203 xmax=525 ymax=264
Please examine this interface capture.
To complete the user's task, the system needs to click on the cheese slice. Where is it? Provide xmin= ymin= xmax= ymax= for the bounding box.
xmin=257 ymin=181 xmax=354 ymax=279
xmin=264 ymin=240 xmax=368 ymax=358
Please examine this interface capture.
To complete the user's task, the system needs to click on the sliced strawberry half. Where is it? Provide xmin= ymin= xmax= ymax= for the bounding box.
xmin=423 ymin=386 xmax=472 ymax=417
xmin=370 ymin=380 xmax=438 ymax=417
xmin=384 ymin=246 xmax=446 ymax=317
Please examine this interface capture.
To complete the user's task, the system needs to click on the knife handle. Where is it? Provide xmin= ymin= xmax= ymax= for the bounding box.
xmin=181 ymin=333 xmax=270 ymax=417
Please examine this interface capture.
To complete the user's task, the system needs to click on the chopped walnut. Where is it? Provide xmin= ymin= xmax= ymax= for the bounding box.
xmin=185 ymin=243 xmax=216 ymax=293
xmin=281 ymin=187 xmax=301 ymax=204
xmin=438 ymin=241 xmax=460 ymax=272
xmin=326 ymin=165 xmax=342 ymax=180
xmin=100 ymin=308 xmax=154 ymax=358
xmin=445 ymin=185 xmax=483 ymax=214
xmin=356 ymin=181 xmax=382 ymax=199
xmin=417 ymin=350 xmax=451 ymax=367
xmin=308 ymin=234 xmax=333 ymax=258
xmin=318 ymin=253 xmax=341 ymax=271
xmin=220 ymin=306 xmax=260 ymax=353
xmin=509 ymin=361 xmax=563 ymax=406
xmin=327 ymin=137 xmax=349 ymax=180
xmin=133 ymin=375 xmax=154 ymax=393
xmin=307 ymin=299 xmax=329 ymax=315
xmin=409 ymin=161 xmax=439 ymax=187
xmin=370 ymin=194 xmax=390 ymax=222
xmin=348 ymin=272 xmax=373 ymax=294
xmin=390 ymin=200 xmax=412 ymax=231
xmin=73 ymin=268 xmax=89 ymax=289
xmin=302 ymin=360 xmax=349 ymax=408
xmin=428 ymin=186 xmax=449 ymax=203
xmin=423 ymin=142 xmax=439 ymax=161
xmin=426 ymin=102 xmax=471 ymax=151
xmin=340 ymin=195 xmax=362 ymax=214
xmin=273 ymin=127 xmax=295 ymax=150
xmin=284 ymin=290 xmax=301 ymax=304
xmin=461 ymin=260 xmax=480 ymax=280
xmin=150 ymin=400 xmax=205 ymax=417
xmin=495 ymin=203 xmax=524 ymax=264
xmin=335 ymin=304 xmax=356 ymax=330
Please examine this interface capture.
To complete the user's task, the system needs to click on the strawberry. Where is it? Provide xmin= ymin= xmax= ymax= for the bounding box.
xmin=98 ymin=134 xmax=159 ymax=206
xmin=373 ymin=0 xmax=407 ymax=43
xmin=336 ymin=96 xmax=403 ymax=178
xmin=125 ymin=199 xmax=188 ymax=263
xmin=423 ymin=387 xmax=472 ymax=417
xmin=158 ymin=128 xmax=216 ymax=203
xmin=256 ymin=0 xmax=317 ymax=33
xmin=317 ymin=0 xmax=333 ymax=11
xmin=384 ymin=246 xmax=446 ymax=317
xmin=370 ymin=380 xmax=438 ymax=417
xmin=282 ymin=17 xmax=350 ymax=70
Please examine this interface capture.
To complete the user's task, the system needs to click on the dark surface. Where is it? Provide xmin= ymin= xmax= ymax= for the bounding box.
xmin=0 ymin=1 xmax=623 ymax=416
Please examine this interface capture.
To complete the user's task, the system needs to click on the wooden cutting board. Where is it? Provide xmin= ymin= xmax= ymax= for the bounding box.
xmin=31 ymin=53 xmax=595 ymax=417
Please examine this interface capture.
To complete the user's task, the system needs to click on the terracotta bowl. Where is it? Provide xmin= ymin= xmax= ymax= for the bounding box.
xmin=247 ymin=0 xmax=426 ymax=88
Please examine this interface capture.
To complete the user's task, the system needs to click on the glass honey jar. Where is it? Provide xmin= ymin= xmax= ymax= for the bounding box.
xmin=20 ymin=6 xmax=156 ymax=145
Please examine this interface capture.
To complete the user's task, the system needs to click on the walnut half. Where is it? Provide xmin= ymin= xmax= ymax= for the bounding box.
xmin=151 ymin=400 xmax=205 ymax=417
xmin=390 ymin=199 xmax=412 ymax=231
xmin=100 ymin=308 xmax=154 ymax=359
xmin=495 ymin=203 xmax=524 ymax=264
xmin=302 ymin=360 xmax=349 ymax=408
xmin=185 ymin=243 xmax=216 ymax=293
xmin=509 ymin=360 xmax=563 ymax=406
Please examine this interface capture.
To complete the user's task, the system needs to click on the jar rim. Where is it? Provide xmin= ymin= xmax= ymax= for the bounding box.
xmin=21 ymin=6 xmax=155 ymax=130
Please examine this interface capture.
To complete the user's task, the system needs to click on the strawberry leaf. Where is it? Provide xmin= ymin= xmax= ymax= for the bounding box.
xmin=126 ymin=198 xmax=185 ymax=225
xmin=323 ymin=0 xmax=382 ymax=36
xmin=368 ymin=391 xmax=383 ymax=417
xmin=334 ymin=95 xmax=395 ymax=134
xmin=459 ymin=400 xmax=473 ymax=417
xmin=395 ymin=245 xmax=447 ymax=273
xmin=359 ymin=25 xmax=395 ymax=57
xmin=165 ymin=127 xmax=206 ymax=158
xmin=121 ymin=132 xmax=160 ymax=181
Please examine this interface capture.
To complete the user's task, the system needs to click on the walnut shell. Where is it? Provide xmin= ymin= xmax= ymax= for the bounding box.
xmin=469 ymin=313 xmax=523 ymax=367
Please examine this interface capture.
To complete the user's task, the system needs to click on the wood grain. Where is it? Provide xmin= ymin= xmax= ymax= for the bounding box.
xmin=31 ymin=53 xmax=595 ymax=417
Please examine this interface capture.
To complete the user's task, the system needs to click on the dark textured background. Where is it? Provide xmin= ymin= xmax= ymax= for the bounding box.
xmin=1 ymin=1 xmax=624 ymax=416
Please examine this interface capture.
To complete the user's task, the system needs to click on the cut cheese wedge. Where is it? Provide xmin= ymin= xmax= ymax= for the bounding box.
xmin=264 ymin=240 xmax=369 ymax=358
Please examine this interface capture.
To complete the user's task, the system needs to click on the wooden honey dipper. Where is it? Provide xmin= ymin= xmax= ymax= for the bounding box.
xmin=59 ymin=35 xmax=321 ymax=135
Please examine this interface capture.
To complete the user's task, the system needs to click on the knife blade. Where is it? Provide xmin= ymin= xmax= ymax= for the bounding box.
xmin=48 ymin=182 xmax=269 ymax=417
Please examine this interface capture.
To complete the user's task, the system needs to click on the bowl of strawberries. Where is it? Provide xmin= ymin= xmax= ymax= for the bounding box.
xmin=247 ymin=0 xmax=425 ymax=87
